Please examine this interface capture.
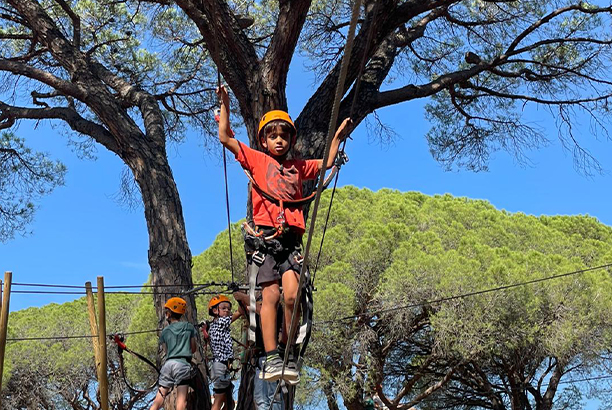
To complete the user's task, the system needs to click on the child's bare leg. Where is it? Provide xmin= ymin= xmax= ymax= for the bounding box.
xmin=261 ymin=282 xmax=281 ymax=352
xmin=149 ymin=386 xmax=170 ymax=410
xmin=212 ymin=392 xmax=226 ymax=410
xmin=281 ymin=269 xmax=300 ymax=344
xmin=175 ymin=385 xmax=189 ymax=410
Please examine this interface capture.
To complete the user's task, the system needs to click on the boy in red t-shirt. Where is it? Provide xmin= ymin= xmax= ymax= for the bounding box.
xmin=216 ymin=85 xmax=351 ymax=383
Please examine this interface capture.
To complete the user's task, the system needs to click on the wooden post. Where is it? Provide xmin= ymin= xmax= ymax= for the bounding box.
xmin=85 ymin=282 xmax=101 ymax=382
xmin=0 ymin=271 xmax=13 ymax=404
xmin=97 ymin=277 xmax=109 ymax=410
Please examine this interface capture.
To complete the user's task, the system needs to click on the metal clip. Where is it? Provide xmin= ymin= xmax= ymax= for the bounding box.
xmin=335 ymin=151 xmax=349 ymax=167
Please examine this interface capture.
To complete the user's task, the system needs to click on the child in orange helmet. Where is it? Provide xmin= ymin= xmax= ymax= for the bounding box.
xmin=208 ymin=294 xmax=244 ymax=410
xmin=216 ymin=85 xmax=351 ymax=383
xmin=149 ymin=297 xmax=197 ymax=410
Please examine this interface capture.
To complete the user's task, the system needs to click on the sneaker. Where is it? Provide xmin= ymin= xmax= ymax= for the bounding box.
xmin=277 ymin=347 xmax=301 ymax=385
xmin=259 ymin=355 xmax=301 ymax=383
xmin=259 ymin=355 xmax=284 ymax=381
xmin=283 ymin=359 xmax=300 ymax=385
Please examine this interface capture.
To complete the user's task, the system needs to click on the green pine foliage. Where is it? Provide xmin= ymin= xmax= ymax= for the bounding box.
xmin=5 ymin=187 xmax=612 ymax=409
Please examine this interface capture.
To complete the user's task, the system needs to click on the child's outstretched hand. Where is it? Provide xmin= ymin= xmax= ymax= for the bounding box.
xmin=216 ymin=84 xmax=230 ymax=108
xmin=336 ymin=117 xmax=353 ymax=140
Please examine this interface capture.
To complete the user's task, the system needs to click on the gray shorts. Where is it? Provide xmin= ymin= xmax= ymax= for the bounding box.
xmin=211 ymin=361 xmax=232 ymax=393
xmin=158 ymin=359 xmax=192 ymax=388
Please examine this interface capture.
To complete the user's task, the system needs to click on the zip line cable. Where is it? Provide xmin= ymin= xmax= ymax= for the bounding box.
xmin=11 ymin=290 xmax=162 ymax=295
xmin=12 ymin=260 xmax=609 ymax=297
xmin=11 ymin=289 xmax=232 ymax=296
xmin=313 ymin=262 xmax=612 ymax=326
xmin=6 ymin=328 xmax=160 ymax=343
xmin=12 ymin=283 xmax=182 ymax=289
xmin=5 ymin=263 xmax=612 ymax=343
xmin=11 ymin=281 xmax=235 ymax=290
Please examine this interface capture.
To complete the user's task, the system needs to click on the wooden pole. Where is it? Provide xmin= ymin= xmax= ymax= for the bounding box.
xmin=97 ymin=277 xmax=109 ymax=410
xmin=0 ymin=272 xmax=13 ymax=404
xmin=85 ymin=282 xmax=101 ymax=382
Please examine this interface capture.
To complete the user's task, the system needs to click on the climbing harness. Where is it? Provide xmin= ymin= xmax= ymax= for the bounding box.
xmin=241 ymin=224 xmax=314 ymax=359
xmin=110 ymin=333 xmax=160 ymax=393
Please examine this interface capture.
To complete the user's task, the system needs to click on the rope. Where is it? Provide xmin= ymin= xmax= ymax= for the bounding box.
xmin=7 ymin=263 xmax=612 ymax=343
xmin=11 ymin=282 xmax=229 ymax=289
xmin=312 ymin=1 xmax=381 ymax=286
xmin=218 ymin=69 xmax=236 ymax=283
xmin=223 ymin=150 xmax=236 ymax=283
xmin=6 ymin=328 xmax=160 ymax=343
xmin=111 ymin=333 xmax=160 ymax=393
xmin=270 ymin=0 xmax=364 ymax=406
xmin=312 ymin=262 xmax=612 ymax=326
xmin=311 ymin=152 xmax=342 ymax=286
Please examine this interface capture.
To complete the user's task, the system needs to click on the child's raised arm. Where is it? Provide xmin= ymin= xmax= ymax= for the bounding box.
xmin=216 ymin=85 xmax=241 ymax=157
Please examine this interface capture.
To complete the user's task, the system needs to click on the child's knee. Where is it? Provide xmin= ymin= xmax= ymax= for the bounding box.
xmin=262 ymin=284 xmax=281 ymax=304
xmin=283 ymin=291 xmax=297 ymax=307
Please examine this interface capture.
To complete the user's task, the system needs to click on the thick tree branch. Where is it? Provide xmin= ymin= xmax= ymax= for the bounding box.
xmin=6 ymin=0 xmax=84 ymax=73
xmin=461 ymin=83 xmax=612 ymax=106
xmin=0 ymin=33 xmax=32 ymax=40
xmin=54 ymin=0 xmax=80 ymax=49
xmin=375 ymin=63 xmax=490 ymax=109
xmin=0 ymin=59 xmax=85 ymax=99
xmin=299 ymin=0 xmax=450 ymax=138
xmin=398 ymin=364 xmax=459 ymax=410
xmin=505 ymin=3 xmax=612 ymax=55
xmin=0 ymin=101 xmax=118 ymax=152
xmin=261 ymin=0 xmax=312 ymax=108
xmin=172 ymin=0 xmax=259 ymax=123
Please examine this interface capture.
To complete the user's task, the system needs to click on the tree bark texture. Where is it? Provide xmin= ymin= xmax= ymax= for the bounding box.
xmin=2 ymin=1 xmax=203 ymax=409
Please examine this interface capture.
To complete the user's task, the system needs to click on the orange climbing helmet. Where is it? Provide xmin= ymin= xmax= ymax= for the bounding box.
xmin=164 ymin=297 xmax=187 ymax=315
xmin=208 ymin=294 xmax=232 ymax=316
xmin=257 ymin=110 xmax=297 ymax=146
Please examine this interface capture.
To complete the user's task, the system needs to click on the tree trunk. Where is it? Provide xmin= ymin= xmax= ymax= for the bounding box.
xmin=123 ymin=140 xmax=210 ymax=410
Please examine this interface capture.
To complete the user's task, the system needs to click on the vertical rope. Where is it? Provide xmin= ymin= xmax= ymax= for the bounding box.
xmin=268 ymin=1 xmax=363 ymax=407
xmin=312 ymin=1 xmax=380 ymax=286
xmin=223 ymin=151 xmax=235 ymax=283
xmin=311 ymin=139 xmax=345 ymax=286
xmin=218 ymin=70 xmax=235 ymax=283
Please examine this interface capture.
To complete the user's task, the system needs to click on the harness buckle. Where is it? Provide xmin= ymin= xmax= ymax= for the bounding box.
xmin=294 ymin=253 xmax=304 ymax=266
xmin=251 ymin=251 xmax=265 ymax=265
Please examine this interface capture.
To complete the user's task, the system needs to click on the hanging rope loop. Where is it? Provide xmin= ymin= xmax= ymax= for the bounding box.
xmin=109 ymin=333 xmax=160 ymax=393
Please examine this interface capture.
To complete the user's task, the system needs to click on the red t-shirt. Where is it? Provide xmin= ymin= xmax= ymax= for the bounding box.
xmin=235 ymin=141 xmax=320 ymax=234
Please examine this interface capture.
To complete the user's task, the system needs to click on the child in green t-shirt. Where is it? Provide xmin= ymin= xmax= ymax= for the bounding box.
xmin=149 ymin=297 xmax=197 ymax=410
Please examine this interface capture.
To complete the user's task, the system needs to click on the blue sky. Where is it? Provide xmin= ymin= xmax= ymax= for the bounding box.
xmin=1 ymin=54 xmax=612 ymax=315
